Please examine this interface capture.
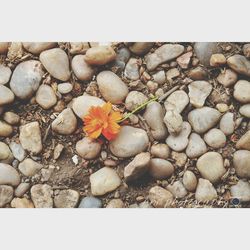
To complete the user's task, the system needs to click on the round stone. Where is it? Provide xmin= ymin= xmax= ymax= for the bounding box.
xmin=18 ymin=158 xmax=43 ymax=177
xmin=31 ymin=184 xmax=53 ymax=208
xmin=164 ymin=90 xmax=189 ymax=113
xmin=106 ymin=199 xmax=124 ymax=208
xmin=204 ymin=128 xmax=226 ymax=149
xmin=183 ymin=170 xmax=197 ymax=192
xmin=0 ymin=142 xmax=13 ymax=164
xmin=0 ymin=163 xmax=20 ymax=186
xmin=217 ymin=69 xmax=238 ymax=87
xmin=148 ymin=186 xmax=174 ymax=208
xmin=124 ymin=58 xmax=140 ymax=80
xmin=9 ymin=142 xmax=26 ymax=162
xmin=210 ymin=53 xmax=226 ymax=67
xmin=0 ymin=185 xmax=13 ymax=207
xmin=0 ymin=85 xmax=14 ymax=106
xmin=195 ymin=178 xmax=217 ymax=202
xmin=233 ymin=80 xmax=250 ymax=103
xmin=128 ymin=42 xmax=154 ymax=55
xmin=125 ymin=91 xmax=148 ymax=111
xmin=219 ymin=112 xmax=234 ymax=135
xmin=11 ymin=197 xmax=34 ymax=208
xmin=186 ymin=133 xmax=207 ymax=159
xmin=239 ymin=104 xmax=250 ymax=118
xmin=0 ymin=120 xmax=13 ymax=137
xmin=227 ymin=54 xmax=250 ymax=77
xmin=233 ymin=150 xmax=250 ymax=178
xmin=151 ymin=144 xmax=170 ymax=159
xmin=0 ymin=64 xmax=11 ymax=85
xmin=149 ymin=158 xmax=174 ymax=179
xmin=36 ymin=85 xmax=57 ymax=109
xmin=57 ymin=83 xmax=73 ymax=94
xmin=14 ymin=183 xmax=30 ymax=197
xmin=164 ymin=110 xmax=183 ymax=135
xmin=78 ymin=196 xmax=102 ymax=208
xmin=167 ymin=181 xmax=187 ymax=198
xmin=54 ymin=189 xmax=80 ymax=208
xmin=3 ymin=111 xmax=20 ymax=125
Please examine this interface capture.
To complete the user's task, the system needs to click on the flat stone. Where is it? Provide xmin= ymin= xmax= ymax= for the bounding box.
xmin=230 ymin=180 xmax=250 ymax=202
xmin=219 ymin=112 xmax=234 ymax=135
xmin=11 ymin=197 xmax=34 ymax=208
xmin=9 ymin=142 xmax=26 ymax=162
xmin=217 ymin=69 xmax=238 ymax=87
xmin=197 ymin=152 xmax=226 ymax=183
xmin=150 ymin=143 xmax=170 ymax=159
xmin=0 ymin=163 xmax=20 ymax=186
xmin=166 ymin=122 xmax=191 ymax=152
xmin=0 ymin=120 xmax=13 ymax=137
xmin=143 ymin=101 xmax=168 ymax=140
xmin=125 ymin=91 xmax=148 ymax=111
xmin=0 ymin=185 xmax=13 ymax=207
xmin=236 ymin=130 xmax=250 ymax=150
xmin=188 ymin=107 xmax=221 ymax=134
xmin=164 ymin=110 xmax=183 ymax=135
xmin=36 ymin=85 xmax=57 ymax=109
xmin=149 ymin=158 xmax=174 ymax=179
xmin=19 ymin=121 xmax=42 ymax=155
xmin=54 ymin=189 xmax=80 ymax=208
xmin=233 ymin=80 xmax=250 ymax=103
xmin=110 ymin=126 xmax=149 ymax=158
xmin=72 ymin=95 xmax=105 ymax=119
xmin=195 ymin=178 xmax=217 ymax=202
xmin=52 ymin=108 xmax=77 ymax=135
xmin=124 ymin=58 xmax=140 ymax=80
xmin=188 ymin=81 xmax=212 ymax=108
xmin=164 ymin=90 xmax=189 ymax=113
xmin=76 ymin=137 xmax=102 ymax=160
xmin=97 ymin=71 xmax=128 ymax=104
xmin=3 ymin=111 xmax=20 ymax=125
xmin=148 ymin=186 xmax=174 ymax=208
xmin=57 ymin=82 xmax=73 ymax=94
xmin=204 ymin=128 xmax=226 ymax=149
xmin=78 ymin=196 xmax=102 ymax=208
xmin=227 ymin=54 xmax=250 ymax=77
xmin=124 ymin=152 xmax=150 ymax=182
xmin=18 ymin=158 xmax=43 ymax=177
xmin=186 ymin=133 xmax=207 ymax=158
xmin=90 ymin=167 xmax=121 ymax=196
xmin=146 ymin=44 xmax=184 ymax=71
xmin=0 ymin=64 xmax=11 ymax=85
xmin=0 ymin=142 xmax=13 ymax=164
xmin=183 ymin=170 xmax=197 ymax=192
xmin=22 ymin=42 xmax=56 ymax=54
xmin=10 ymin=60 xmax=44 ymax=99
xmin=0 ymin=85 xmax=14 ymax=106
xmin=71 ymin=55 xmax=95 ymax=81
xmin=167 ymin=181 xmax=187 ymax=198
xmin=40 ymin=48 xmax=70 ymax=81
xmin=128 ymin=42 xmax=154 ymax=55
xmin=31 ymin=184 xmax=53 ymax=208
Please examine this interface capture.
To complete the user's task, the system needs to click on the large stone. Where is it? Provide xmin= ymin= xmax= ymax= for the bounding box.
xmin=164 ymin=90 xmax=189 ymax=113
xmin=227 ymin=54 xmax=250 ymax=77
xmin=18 ymin=158 xmax=43 ymax=177
xmin=0 ymin=163 xmax=20 ymax=186
xmin=0 ymin=185 xmax=13 ymax=207
xmin=19 ymin=121 xmax=42 ymax=155
xmin=31 ymin=184 xmax=53 ymax=208
xmin=0 ymin=142 xmax=13 ymax=164
xmin=219 ymin=112 xmax=235 ymax=135
xmin=204 ymin=128 xmax=226 ymax=149
xmin=52 ymin=108 xmax=77 ymax=135
xmin=230 ymin=180 xmax=250 ymax=202
xmin=183 ymin=170 xmax=197 ymax=192
xmin=195 ymin=178 xmax=217 ymax=202
xmin=125 ymin=91 xmax=148 ymax=111
xmin=72 ymin=95 xmax=105 ymax=119
xmin=188 ymin=67 xmax=208 ymax=80
xmin=148 ymin=186 xmax=174 ymax=208
xmin=40 ymin=48 xmax=70 ymax=81
xmin=217 ymin=69 xmax=238 ymax=87
xmin=233 ymin=150 xmax=250 ymax=178
xmin=0 ymin=85 xmax=15 ymax=106
xmin=36 ymin=85 xmax=57 ymax=109
xmin=0 ymin=120 xmax=13 ymax=137
xmin=233 ymin=80 xmax=250 ymax=103
xmin=143 ymin=101 xmax=168 ymax=140
xmin=22 ymin=42 xmax=57 ymax=54
xmin=149 ymin=158 xmax=174 ymax=179
xmin=90 ymin=167 xmax=121 ymax=196
xmin=97 ymin=71 xmax=128 ymax=104
xmin=110 ymin=126 xmax=149 ymax=158
xmin=0 ymin=64 xmax=11 ymax=85
xmin=10 ymin=60 xmax=44 ymax=99
xmin=188 ymin=107 xmax=221 ymax=134
xmin=128 ymin=42 xmax=154 ymax=55
xmin=145 ymin=44 xmax=184 ymax=71
xmin=236 ymin=131 xmax=250 ymax=150
xmin=186 ymin=133 xmax=207 ymax=158
xmin=239 ymin=104 xmax=250 ymax=118
xmin=54 ymin=189 xmax=80 ymax=208
xmin=197 ymin=152 xmax=226 ymax=183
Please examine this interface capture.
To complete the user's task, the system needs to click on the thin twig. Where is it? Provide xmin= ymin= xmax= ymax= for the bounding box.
xmin=138 ymin=114 xmax=154 ymax=142
xmin=158 ymin=85 xmax=180 ymax=103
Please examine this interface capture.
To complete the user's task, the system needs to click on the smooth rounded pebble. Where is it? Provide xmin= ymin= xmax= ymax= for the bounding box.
xmin=0 ymin=185 xmax=13 ymax=207
xmin=0 ymin=64 xmax=11 ymax=85
xmin=164 ymin=110 xmax=183 ymax=135
xmin=233 ymin=80 xmax=250 ymax=103
xmin=151 ymin=143 xmax=170 ymax=159
xmin=233 ymin=150 xmax=250 ymax=178
xmin=148 ymin=186 xmax=174 ymax=208
xmin=217 ymin=69 xmax=238 ymax=87
xmin=78 ymin=196 xmax=102 ymax=208
xmin=0 ymin=163 xmax=20 ymax=186
xmin=106 ymin=199 xmax=124 ymax=208
xmin=31 ymin=184 xmax=53 ymax=208
xmin=164 ymin=90 xmax=189 ymax=113
xmin=3 ymin=111 xmax=20 ymax=125
xmin=149 ymin=158 xmax=174 ymax=179
xmin=22 ymin=42 xmax=56 ymax=54
xmin=195 ymin=178 xmax=217 ymax=202
xmin=11 ymin=197 xmax=34 ymax=208
xmin=186 ymin=133 xmax=207 ymax=158
xmin=18 ymin=158 xmax=43 ymax=177
xmin=239 ymin=104 xmax=250 ymax=118
xmin=125 ymin=91 xmax=148 ymax=111
xmin=0 ymin=142 xmax=13 ymax=164
xmin=236 ymin=131 xmax=250 ymax=151
xmin=36 ymin=85 xmax=57 ymax=109
xmin=183 ymin=170 xmax=197 ymax=192
xmin=204 ymin=128 xmax=226 ymax=149
xmin=0 ymin=85 xmax=15 ymax=106
xmin=54 ymin=189 xmax=80 ymax=208
xmin=219 ymin=112 xmax=235 ymax=135
xmin=167 ymin=181 xmax=187 ymax=198
xmin=0 ymin=120 xmax=13 ymax=137
xmin=57 ymin=82 xmax=73 ymax=94
xmin=230 ymin=180 xmax=250 ymax=202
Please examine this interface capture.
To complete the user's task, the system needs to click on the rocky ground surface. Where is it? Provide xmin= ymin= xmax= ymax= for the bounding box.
xmin=1 ymin=42 xmax=250 ymax=208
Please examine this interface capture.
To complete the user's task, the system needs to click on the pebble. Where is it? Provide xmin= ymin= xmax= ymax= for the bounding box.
xmin=210 ymin=53 xmax=226 ymax=67
xmin=54 ymin=189 xmax=80 ymax=208
xmin=106 ymin=199 xmax=124 ymax=208
xmin=188 ymin=107 xmax=221 ymax=134
xmin=217 ymin=69 xmax=238 ymax=87
xmin=52 ymin=108 xmax=77 ymax=135
xmin=71 ymin=55 xmax=95 ymax=81
xmin=195 ymin=178 xmax=217 ymax=202
xmin=153 ymin=70 xmax=165 ymax=84
xmin=146 ymin=44 xmax=184 ymax=71
xmin=139 ymin=201 xmax=153 ymax=208
xmin=14 ymin=182 xmax=30 ymax=197
xmin=164 ymin=90 xmax=189 ymax=113
xmin=183 ymin=170 xmax=197 ymax=192
xmin=151 ymin=143 xmax=170 ymax=159
xmin=3 ymin=111 xmax=20 ymax=125
xmin=219 ymin=112 xmax=234 ymax=135
xmin=112 ymin=47 xmax=130 ymax=71
xmin=40 ymin=48 xmax=70 ymax=81
xmin=11 ymin=197 xmax=34 ymax=208
xmin=85 ymin=46 xmax=116 ymax=65
xmin=188 ymin=81 xmax=212 ymax=108
xmin=10 ymin=60 xmax=44 ymax=99
xmin=148 ymin=186 xmax=174 ymax=208
xmin=204 ymin=128 xmax=226 ymax=149
xmin=69 ymin=42 xmax=90 ymax=54
xmin=149 ymin=158 xmax=174 ymax=179
xmin=76 ymin=137 xmax=102 ymax=160
xmin=0 ymin=185 xmax=13 ymax=207
xmin=90 ymin=167 xmax=121 ymax=196
xmin=9 ymin=142 xmax=26 ymax=162
xmin=110 ymin=126 xmax=149 ymax=158
xmin=0 ymin=64 xmax=11 ymax=85
xmin=128 ymin=42 xmax=154 ymax=55
xmin=233 ymin=150 xmax=250 ymax=178
xmin=0 ymin=85 xmax=15 ymax=106
xmin=97 ymin=71 xmax=128 ymax=104
xmin=0 ymin=120 xmax=13 ymax=137
xmin=72 ymin=95 xmax=105 ymax=119
xmin=230 ymin=180 xmax=250 ymax=202
xmin=78 ymin=196 xmax=102 ymax=208
xmin=243 ymin=44 xmax=250 ymax=58
xmin=233 ymin=80 xmax=250 ymax=103
xmin=0 ymin=141 xmax=13 ymax=164
xmin=188 ymin=67 xmax=207 ymax=80
xmin=124 ymin=152 xmax=150 ymax=181
xmin=19 ymin=121 xmax=42 ymax=155
xmin=197 ymin=152 xmax=226 ymax=183
xmin=22 ymin=42 xmax=56 ymax=54
xmin=166 ymin=121 xmax=191 ymax=152
xmin=125 ymin=91 xmax=148 ymax=111
xmin=36 ymin=85 xmax=57 ymax=109
xmin=236 ymin=130 xmax=250 ymax=150
xmin=171 ymin=151 xmax=187 ymax=167
xmin=18 ymin=158 xmax=43 ymax=177
xmin=164 ymin=110 xmax=183 ymax=135
xmin=57 ymin=82 xmax=73 ymax=94
xmin=0 ymin=163 xmax=20 ymax=186
xmin=194 ymin=42 xmax=220 ymax=66
xmin=227 ymin=54 xmax=250 ymax=77
xmin=176 ymin=51 xmax=192 ymax=69
xmin=166 ymin=68 xmax=180 ymax=82
xmin=186 ymin=133 xmax=207 ymax=158
xmin=7 ymin=42 xmax=23 ymax=60
xmin=0 ymin=42 xmax=9 ymax=54
xmin=167 ymin=181 xmax=187 ymax=198
xmin=143 ymin=101 xmax=168 ymax=140
xmin=31 ymin=184 xmax=53 ymax=208
xmin=147 ymin=81 xmax=158 ymax=93
xmin=52 ymin=144 xmax=64 ymax=160
xmin=216 ymin=103 xmax=228 ymax=113
xmin=124 ymin=58 xmax=140 ymax=80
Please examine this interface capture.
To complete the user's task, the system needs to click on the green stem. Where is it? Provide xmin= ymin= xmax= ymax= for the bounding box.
xmin=119 ymin=96 xmax=158 ymax=123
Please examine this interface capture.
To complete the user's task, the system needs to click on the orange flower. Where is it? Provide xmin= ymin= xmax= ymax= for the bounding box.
xmin=83 ymin=102 xmax=122 ymax=141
